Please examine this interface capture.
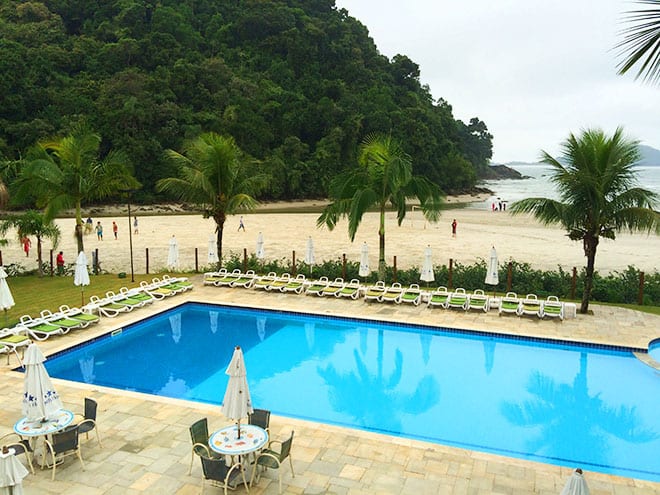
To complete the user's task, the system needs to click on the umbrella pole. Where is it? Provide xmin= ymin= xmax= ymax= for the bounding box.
xmin=237 ymin=420 xmax=241 ymax=439
xmin=81 ymin=287 xmax=85 ymax=307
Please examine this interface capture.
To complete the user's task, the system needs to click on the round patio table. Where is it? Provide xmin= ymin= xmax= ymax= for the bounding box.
xmin=209 ymin=424 xmax=268 ymax=460
xmin=13 ymin=409 xmax=74 ymax=437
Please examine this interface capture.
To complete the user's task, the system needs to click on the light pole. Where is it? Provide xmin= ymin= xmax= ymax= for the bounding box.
xmin=120 ymin=189 xmax=138 ymax=282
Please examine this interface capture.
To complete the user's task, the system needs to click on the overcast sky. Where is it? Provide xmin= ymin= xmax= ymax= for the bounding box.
xmin=335 ymin=0 xmax=659 ymax=163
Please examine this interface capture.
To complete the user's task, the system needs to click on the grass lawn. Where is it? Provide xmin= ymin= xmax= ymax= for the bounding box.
xmin=1 ymin=273 xmax=176 ymax=327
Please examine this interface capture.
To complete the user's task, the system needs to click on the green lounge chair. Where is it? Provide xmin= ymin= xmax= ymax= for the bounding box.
xmin=364 ymin=281 xmax=386 ymax=302
xmin=0 ymin=328 xmax=32 ymax=358
xmin=519 ymin=294 xmax=542 ymax=318
xmin=499 ymin=292 xmax=521 ymax=316
xmin=400 ymin=284 xmax=422 ymax=305
xmin=381 ymin=283 xmax=404 ymax=303
xmin=212 ymin=269 xmax=241 ymax=287
xmin=337 ymin=279 xmax=361 ymax=299
xmin=428 ymin=286 xmax=450 ymax=308
xmin=119 ymin=287 xmax=155 ymax=305
xmin=89 ymin=295 xmax=133 ymax=317
xmin=467 ymin=289 xmax=490 ymax=312
xmin=265 ymin=273 xmax=292 ymax=291
xmin=281 ymin=274 xmax=307 ymax=294
xmin=203 ymin=269 xmax=228 ymax=285
xmin=140 ymin=280 xmax=175 ymax=299
xmin=231 ymin=270 xmax=257 ymax=288
xmin=447 ymin=288 xmax=468 ymax=310
xmin=253 ymin=272 xmax=279 ymax=291
xmin=39 ymin=309 xmax=86 ymax=330
xmin=305 ymin=277 xmax=330 ymax=296
xmin=320 ymin=278 xmax=345 ymax=297
xmin=542 ymin=296 xmax=564 ymax=320
xmin=58 ymin=305 xmax=101 ymax=325
xmin=162 ymin=274 xmax=194 ymax=291
xmin=19 ymin=315 xmax=68 ymax=340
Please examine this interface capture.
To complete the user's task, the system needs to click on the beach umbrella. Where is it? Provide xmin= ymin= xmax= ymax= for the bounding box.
xmin=208 ymin=234 xmax=219 ymax=264
xmin=167 ymin=235 xmax=179 ymax=269
xmin=358 ymin=242 xmax=370 ymax=277
xmin=221 ymin=346 xmax=253 ymax=438
xmin=22 ymin=343 xmax=63 ymax=422
xmin=485 ymin=246 xmax=499 ymax=289
xmin=0 ymin=266 xmax=15 ymax=325
xmin=256 ymin=232 xmax=265 ymax=259
xmin=420 ymin=245 xmax=435 ymax=285
xmin=74 ymin=251 xmax=90 ymax=306
xmin=561 ymin=468 xmax=590 ymax=495
xmin=304 ymin=236 xmax=315 ymax=270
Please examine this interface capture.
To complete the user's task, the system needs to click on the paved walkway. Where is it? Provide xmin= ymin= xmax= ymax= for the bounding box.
xmin=1 ymin=276 xmax=659 ymax=494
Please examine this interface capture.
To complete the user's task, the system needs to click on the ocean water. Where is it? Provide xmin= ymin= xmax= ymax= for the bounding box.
xmin=475 ymin=165 xmax=660 ymax=209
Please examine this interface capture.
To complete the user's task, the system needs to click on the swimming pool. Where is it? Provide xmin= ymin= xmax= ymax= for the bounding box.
xmin=45 ymin=303 xmax=660 ymax=482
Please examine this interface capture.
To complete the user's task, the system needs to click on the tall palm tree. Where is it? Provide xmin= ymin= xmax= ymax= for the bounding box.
xmin=156 ymin=133 xmax=267 ymax=267
xmin=317 ymin=133 xmax=444 ymax=280
xmin=509 ymin=127 xmax=659 ymax=313
xmin=615 ymin=0 xmax=660 ymax=84
xmin=0 ymin=211 xmax=61 ymax=277
xmin=12 ymin=125 xmax=139 ymax=253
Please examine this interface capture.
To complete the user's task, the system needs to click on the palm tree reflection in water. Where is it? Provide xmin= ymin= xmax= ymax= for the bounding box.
xmin=317 ymin=329 xmax=440 ymax=433
xmin=500 ymin=353 xmax=657 ymax=466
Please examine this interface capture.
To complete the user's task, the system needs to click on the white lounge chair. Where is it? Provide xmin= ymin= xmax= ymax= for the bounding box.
xmin=231 ymin=270 xmax=257 ymax=288
xmin=253 ymin=272 xmax=279 ymax=291
xmin=281 ymin=274 xmax=307 ymax=294
xmin=320 ymin=278 xmax=345 ymax=297
xmin=305 ymin=277 xmax=330 ymax=296
xmin=399 ymin=284 xmax=422 ymax=305
xmin=39 ymin=309 xmax=87 ymax=330
xmin=0 ymin=327 xmax=31 ymax=364
xmin=364 ymin=281 xmax=386 ymax=302
xmin=87 ymin=295 xmax=133 ymax=318
xmin=119 ymin=287 xmax=155 ymax=305
xmin=58 ymin=305 xmax=101 ymax=326
xmin=265 ymin=273 xmax=292 ymax=291
xmin=19 ymin=315 xmax=69 ymax=340
xmin=212 ymin=269 xmax=242 ymax=287
xmin=203 ymin=268 xmax=228 ymax=285
xmin=381 ymin=283 xmax=404 ymax=303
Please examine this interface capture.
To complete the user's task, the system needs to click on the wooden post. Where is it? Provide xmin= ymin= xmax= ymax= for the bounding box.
xmin=638 ymin=271 xmax=645 ymax=306
xmin=506 ymin=262 xmax=512 ymax=292
xmin=291 ymin=250 xmax=296 ymax=276
xmin=448 ymin=258 xmax=453 ymax=290
xmin=393 ymin=256 xmax=397 ymax=283
xmin=342 ymin=253 xmax=346 ymax=280
xmin=570 ymin=267 xmax=577 ymax=299
xmin=0 ymin=251 xmax=3 ymax=266
xmin=145 ymin=248 xmax=149 ymax=275
xmin=243 ymin=248 xmax=247 ymax=272
xmin=50 ymin=249 xmax=54 ymax=277
xmin=194 ymin=248 xmax=199 ymax=273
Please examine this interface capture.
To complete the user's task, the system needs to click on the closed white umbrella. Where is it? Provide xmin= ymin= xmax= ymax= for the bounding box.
xmin=485 ymin=246 xmax=499 ymax=287
xmin=256 ymin=232 xmax=265 ymax=259
xmin=74 ymin=251 xmax=90 ymax=306
xmin=167 ymin=235 xmax=179 ymax=269
xmin=561 ymin=468 xmax=590 ymax=495
xmin=221 ymin=346 xmax=253 ymax=438
xmin=358 ymin=242 xmax=370 ymax=277
xmin=420 ymin=245 xmax=435 ymax=284
xmin=304 ymin=236 xmax=315 ymax=265
xmin=208 ymin=234 xmax=219 ymax=264
xmin=22 ymin=343 xmax=63 ymax=422
xmin=0 ymin=267 xmax=15 ymax=324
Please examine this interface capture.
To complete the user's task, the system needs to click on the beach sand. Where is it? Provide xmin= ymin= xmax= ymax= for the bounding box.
xmin=2 ymin=198 xmax=659 ymax=276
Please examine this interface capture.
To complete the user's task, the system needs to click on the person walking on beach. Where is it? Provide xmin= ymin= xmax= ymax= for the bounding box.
xmin=21 ymin=235 xmax=31 ymax=257
xmin=56 ymin=251 xmax=65 ymax=275
xmin=85 ymin=216 xmax=93 ymax=234
xmin=451 ymin=219 xmax=457 ymax=238
xmin=238 ymin=216 xmax=245 ymax=232
xmin=96 ymin=221 xmax=103 ymax=240
xmin=112 ymin=221 xmax=118 ymax=239
xmin=133 ymin=217 xmax=139 ymax=234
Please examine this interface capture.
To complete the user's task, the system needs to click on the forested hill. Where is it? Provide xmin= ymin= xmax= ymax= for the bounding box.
xmin=0 ymin=0 xmax=493 ymax=201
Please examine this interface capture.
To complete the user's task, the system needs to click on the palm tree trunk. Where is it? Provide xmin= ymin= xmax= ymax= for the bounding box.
xmin=214 ymin=212 xmax=226 ymax=268
xmin=75 ymin=222 xmax=84 ymax=254
xmin=581 ymin=235 xmax=599 ymax=314
xmin=378 ymin=207 xmax=386 ymax=280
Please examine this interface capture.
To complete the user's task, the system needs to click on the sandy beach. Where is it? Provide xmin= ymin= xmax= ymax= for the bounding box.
xmin=2 ymin=198 xmax=659 ymax=276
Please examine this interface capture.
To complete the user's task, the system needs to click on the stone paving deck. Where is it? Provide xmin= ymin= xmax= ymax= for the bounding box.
xmin=1 ymin=276 xmax=659 ymax=494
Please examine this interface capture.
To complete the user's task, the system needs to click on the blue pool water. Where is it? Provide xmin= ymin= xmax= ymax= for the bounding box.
xmin=45 ymin=303 xmax=660 ymax=482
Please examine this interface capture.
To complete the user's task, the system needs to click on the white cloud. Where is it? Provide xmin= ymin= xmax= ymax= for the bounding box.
xmin=335 ymin=0 xmax=659 ymax=162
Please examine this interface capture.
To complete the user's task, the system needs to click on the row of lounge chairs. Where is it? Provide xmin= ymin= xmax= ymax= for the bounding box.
xmin=84 ymin=275 xmax=193 ymax=317
xmin=428 ymin=288 xmax=564 ymax=319
xmin=204 ymin=270 xmax=567 ymax=319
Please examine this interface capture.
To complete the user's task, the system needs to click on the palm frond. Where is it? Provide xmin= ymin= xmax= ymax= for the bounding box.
xmin=615 ymin=0 xmax=660 ymax=84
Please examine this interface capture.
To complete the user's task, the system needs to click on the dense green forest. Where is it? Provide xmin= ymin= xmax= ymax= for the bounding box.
xmin=0 ymin=0 xmax=493 ymax=202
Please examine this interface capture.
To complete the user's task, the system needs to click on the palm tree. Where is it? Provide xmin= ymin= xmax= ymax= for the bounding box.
xmin=0 ymin=211 xmax=61 ymax=277
xmin=317 ymin=133 xmax=444 ymax=280
xmin=12 ymin=125 xmax=140 ymax=253
xmin=509 ymin=127 xmax=659 ymax=313
xmin=156 ymin=133 xmax=267 ymax=267
xmin=615 ymin=0 xmax=660 ymax=84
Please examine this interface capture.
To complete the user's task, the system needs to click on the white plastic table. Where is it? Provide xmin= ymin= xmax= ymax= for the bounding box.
xmin=13 ymin=409 xmax=74 ymax=438
xmin=209 ymin=424 xmax=268 ymax=460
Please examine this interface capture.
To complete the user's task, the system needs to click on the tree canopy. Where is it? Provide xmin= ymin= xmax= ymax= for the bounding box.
xmin=0 ymin=0 xmax=492 ymax=202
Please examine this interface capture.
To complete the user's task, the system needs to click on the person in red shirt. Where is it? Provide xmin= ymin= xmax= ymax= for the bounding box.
xmin=56 ymin=251 xmax=65 ymax=275
xmin=112 ymin=221 xmax=118 ymax=240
